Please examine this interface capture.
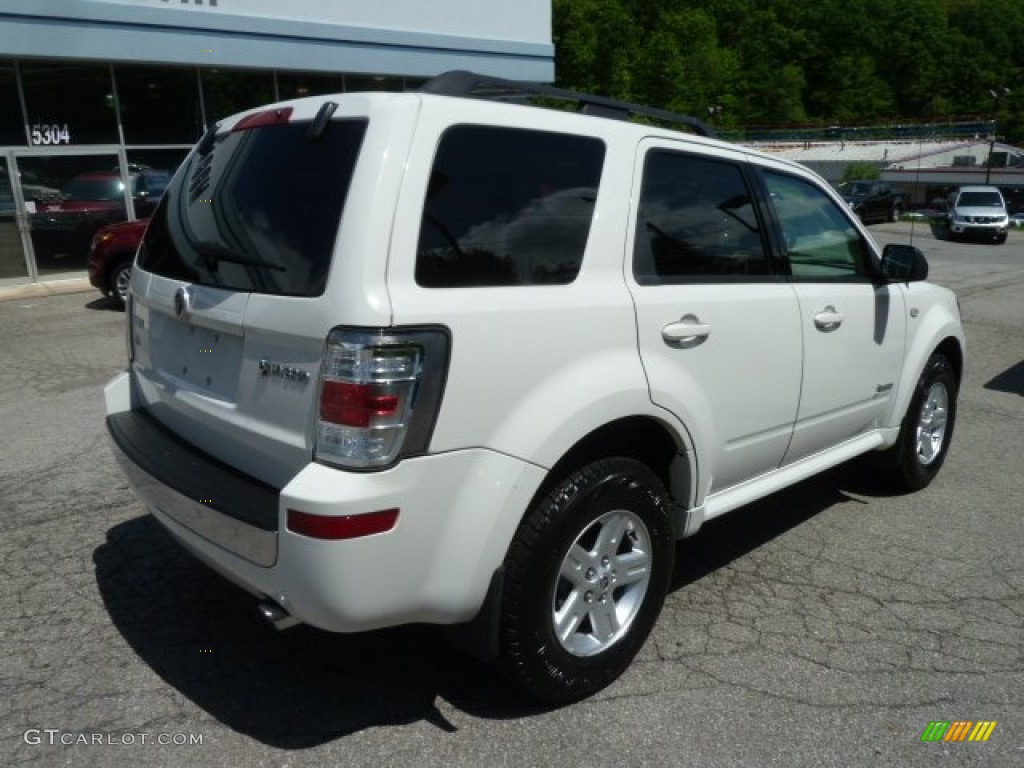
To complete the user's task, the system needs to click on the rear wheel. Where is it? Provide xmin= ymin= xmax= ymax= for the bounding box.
xmin=877 ymin=353 xmax=957 ymax=491
xmin=499 ymin=458 xmax=674 ymax=704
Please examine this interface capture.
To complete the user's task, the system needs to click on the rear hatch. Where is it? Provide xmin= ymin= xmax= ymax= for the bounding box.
xmin=129 ymin=102 xmax=369 ymax=488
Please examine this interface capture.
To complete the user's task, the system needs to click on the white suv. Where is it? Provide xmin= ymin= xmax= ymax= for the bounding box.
xmin=105 ymin=71 xmax=965 ymax=704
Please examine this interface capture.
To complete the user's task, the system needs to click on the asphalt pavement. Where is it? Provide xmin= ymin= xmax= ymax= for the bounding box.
xmin=1 ymin=222 xmax=1021 ymax=767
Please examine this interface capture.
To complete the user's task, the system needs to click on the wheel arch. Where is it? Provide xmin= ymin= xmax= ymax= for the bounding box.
xmin=885 ymin=326 xmax=965 ymax=433
xmin=101 ymin=247 xmax=136 ymax=288
xmin=448 ymin=415 xmax=695 ymax=662
xmin=535 ymin=415 xmax=691 ymax=510
xmin=933 ymin=335 xmax=964 ymax=386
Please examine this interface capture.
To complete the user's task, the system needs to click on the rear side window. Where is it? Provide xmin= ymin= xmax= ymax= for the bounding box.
xmin=415 ymin=125 xmax=605 ymax=287
xmin=633 ymin=150 xmax=772 ymax=282
xmin=138 ymin=118 xmax=367 ymax=297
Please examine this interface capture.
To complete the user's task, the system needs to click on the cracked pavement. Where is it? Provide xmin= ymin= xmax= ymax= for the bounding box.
xmin=1 ymin=224 xmax=1022 ymax=767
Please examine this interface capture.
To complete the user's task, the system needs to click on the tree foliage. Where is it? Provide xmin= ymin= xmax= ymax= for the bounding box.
xmin=552 ymin=0 xmax=1024 ymax=140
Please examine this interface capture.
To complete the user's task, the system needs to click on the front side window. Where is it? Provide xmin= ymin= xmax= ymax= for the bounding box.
xmin=763 ymin=171 xmax=872 ymax=280
xmin=633 ymin=150 xmax=772 ymax=283
xmin=415 ymin=126 xmax=605 ymax=288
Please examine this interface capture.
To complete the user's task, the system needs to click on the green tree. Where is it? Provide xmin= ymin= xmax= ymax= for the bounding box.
xmin=842 ymin=162 xmax=881 ymax=181
xmin=553 ymin=0 xmax=638 ymax=98
xmin=550 ymin=0 xmax=1024 ymax=142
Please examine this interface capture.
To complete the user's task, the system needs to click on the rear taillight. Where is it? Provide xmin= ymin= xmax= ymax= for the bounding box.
xmin=315 ymin=328 xmax=449 ymax=469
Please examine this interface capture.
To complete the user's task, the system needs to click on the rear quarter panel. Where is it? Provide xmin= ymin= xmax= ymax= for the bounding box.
xmin=384 ymin=99 xmax=685 ymax=469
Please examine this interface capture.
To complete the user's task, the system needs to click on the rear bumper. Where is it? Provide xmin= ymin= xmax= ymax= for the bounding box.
xmin=107 ymin=408 xmax=279 ymax=566
xmin=104 ymin=372 xmax=545 ymax=633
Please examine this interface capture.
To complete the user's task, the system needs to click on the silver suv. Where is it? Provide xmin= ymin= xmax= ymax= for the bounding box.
xmin=946 ymin=184 xmax=1009 ymax=243
xmin=106 ymin=71 xmax=965 ymax=703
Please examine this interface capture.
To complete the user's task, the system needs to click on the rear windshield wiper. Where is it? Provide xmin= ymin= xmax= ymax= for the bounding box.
xmin=193 ymin=240 xmax=287 ymax=272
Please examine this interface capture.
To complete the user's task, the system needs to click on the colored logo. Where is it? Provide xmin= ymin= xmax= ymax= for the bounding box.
xmin=920 ymin=721 xmax=997 ymax=742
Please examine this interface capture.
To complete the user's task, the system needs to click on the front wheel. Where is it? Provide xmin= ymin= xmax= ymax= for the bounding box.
xmin=109 ymin=260 xmax=132 ymax=307
xmin=877 ymin=353 xmax=958 ymax=492
xmin=499 ymin=458 xmax=674 ymax=704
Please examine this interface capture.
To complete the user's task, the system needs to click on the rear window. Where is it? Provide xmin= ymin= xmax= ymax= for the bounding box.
xmin=415 ymin=125 xmax=605 ymax=287
xmin=137 ymin=117 xmax=367 ymax=297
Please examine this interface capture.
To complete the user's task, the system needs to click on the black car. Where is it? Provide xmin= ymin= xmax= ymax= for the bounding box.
xmin=839 ymin=180 xmax=902 ymax=224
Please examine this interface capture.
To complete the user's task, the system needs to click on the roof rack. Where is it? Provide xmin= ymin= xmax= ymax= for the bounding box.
xmin=419 ymin=70 xmax=718 ymax=139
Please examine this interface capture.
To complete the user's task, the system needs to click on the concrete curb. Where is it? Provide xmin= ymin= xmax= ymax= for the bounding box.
xmin=0 ymin=277 xmax=95 ymax=303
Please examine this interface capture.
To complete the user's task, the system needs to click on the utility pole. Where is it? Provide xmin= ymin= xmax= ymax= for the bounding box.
xmin=985 ymin=86 xmax=1011 ymax=184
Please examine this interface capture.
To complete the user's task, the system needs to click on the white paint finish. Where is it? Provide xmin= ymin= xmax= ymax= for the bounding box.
xmin=152 ymin=448 xmax=545 ymax=631
xmin=105 ymin=86 xmax=967 ymax=641
xmin=782 ymin=282 xmax=907 ymax=463
xmin=633 ymin=281 xmax=803 ymax=494
xmin=2 ymin=1 xmax=554 ymax=79
xmin=86 ymin=0 xmax=551 ymax=44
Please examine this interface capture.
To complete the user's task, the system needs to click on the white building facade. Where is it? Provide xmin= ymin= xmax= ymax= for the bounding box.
xmin=0 ymin=0 xmax=554 ymax=285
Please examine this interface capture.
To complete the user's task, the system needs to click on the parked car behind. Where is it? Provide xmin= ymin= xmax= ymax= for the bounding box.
xmin=31 ymin=168 xmax=170 ymax=261
xmin=945 ymin=185 xmax=1009 ymax=243
xmin=88 ymin=217 xmax=147 ymax=306
xmin=838 ymin=180 xmax=902 ymax=224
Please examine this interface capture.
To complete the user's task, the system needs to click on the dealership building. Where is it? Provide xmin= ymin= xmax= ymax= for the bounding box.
xmin=0 ymin=0 xmax=554 ymax=287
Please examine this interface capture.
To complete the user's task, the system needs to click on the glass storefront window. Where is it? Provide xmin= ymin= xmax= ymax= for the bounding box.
xmin=345 ymin=74 xmax=405 ymax=93
xmin=0 ymin=160 xmax=30 ymax=280
xmin=20 ymin=62 xmax=119 ymax=146
xmin=18 ymin=154 xmax=123 ymax=277
xmin=0 ymin=61 xmax=26 ymax=145
xmin=277 ymin=71 xmax=344 ymax=100
xmin=201 ymin=69 xmax=275 ymax=125
xmin=126 ymin=149 xmax=190 ymax=219
xmin=116 ymin=65 xmax=203 ymax=145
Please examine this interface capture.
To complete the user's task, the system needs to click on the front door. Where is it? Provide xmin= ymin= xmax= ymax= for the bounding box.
xmin=759 ymin=168 xmax=907 ymax=464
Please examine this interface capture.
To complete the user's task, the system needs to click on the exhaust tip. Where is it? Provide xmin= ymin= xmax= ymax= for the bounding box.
xmin=258 ymin=600 xmax=301 ymax=631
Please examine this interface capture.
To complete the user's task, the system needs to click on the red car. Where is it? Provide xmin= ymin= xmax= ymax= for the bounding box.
xmin=87 ymin=218 xmax=148 ymax=307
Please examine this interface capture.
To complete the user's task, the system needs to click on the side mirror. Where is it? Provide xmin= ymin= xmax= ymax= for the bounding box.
xmin=880 ymin=243 xmax=928 ymax=282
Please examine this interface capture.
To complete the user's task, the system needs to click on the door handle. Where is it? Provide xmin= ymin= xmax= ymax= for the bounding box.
xmin=813 ymin=305 xmax=844 ymax=332
xmin=662 ymin=314 xmax=712 ymax=344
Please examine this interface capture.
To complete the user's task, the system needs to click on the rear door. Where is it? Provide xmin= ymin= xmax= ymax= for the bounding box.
xmin=628 ymin=140 xmax=802 ymax=496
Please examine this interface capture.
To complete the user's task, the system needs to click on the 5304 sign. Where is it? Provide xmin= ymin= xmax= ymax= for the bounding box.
xmin=30 ymin=124 xmax=71 ymax=146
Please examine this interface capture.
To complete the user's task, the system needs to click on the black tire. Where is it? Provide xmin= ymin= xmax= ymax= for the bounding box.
xmin=995 ymin=233 xmax=1007 ymax=245
xmin=499 ymin=457 xmax=674 ymax=704
xmin=109 ymin=260 xmax=132 ymax=308
xmin=877 ymin=353 xmax=958 ymax=492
